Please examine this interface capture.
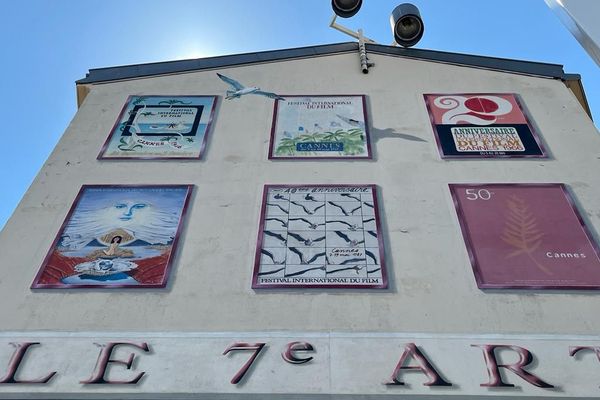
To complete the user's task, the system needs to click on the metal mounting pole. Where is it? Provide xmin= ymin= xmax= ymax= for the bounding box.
xmin=329 ymin=14 xmax=377 ymax=43
xmin=358 ymin=29 xmax=372 ymax=74
xmin=329 ymin=14 xmax=376 ymax=74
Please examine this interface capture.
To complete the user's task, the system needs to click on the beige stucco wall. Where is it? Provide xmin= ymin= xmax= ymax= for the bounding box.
xmin=0 ymin=51 xmax=599 ymax=334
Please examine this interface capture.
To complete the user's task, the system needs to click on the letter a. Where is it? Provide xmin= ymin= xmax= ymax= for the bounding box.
xmin=385 ymin=343 xmax=451 ymax=386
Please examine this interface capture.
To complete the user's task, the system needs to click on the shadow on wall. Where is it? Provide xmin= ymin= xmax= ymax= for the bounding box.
xmin=371 ymin=127 xmax=427 ymax=143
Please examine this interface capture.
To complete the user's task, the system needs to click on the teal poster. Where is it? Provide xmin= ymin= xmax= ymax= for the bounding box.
xmin=99 ymin=95 xmax=217 ymax=159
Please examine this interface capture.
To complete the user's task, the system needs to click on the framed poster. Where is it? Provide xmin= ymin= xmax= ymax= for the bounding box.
xmin=98 ymin=95 xmax=218 ymax=159
xmin=252 ymin=184 xmax=387 ymax=289
xmin=268 ymin=95 xmax=372 ymax=159
xmin=424 ymin=93 xmax=545 ymax=158
xmin=450 ymin=184 xmax=600 ymax=289
xmin=32 ymin=185 xmax=193 ymax=289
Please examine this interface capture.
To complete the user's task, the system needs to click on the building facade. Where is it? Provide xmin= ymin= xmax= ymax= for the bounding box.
xmin=0 ymin=42 xmax=599 ymax=398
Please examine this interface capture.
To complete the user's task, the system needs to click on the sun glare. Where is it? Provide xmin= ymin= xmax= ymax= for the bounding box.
xmin=177 ymin=47 xmax=213 ymax=60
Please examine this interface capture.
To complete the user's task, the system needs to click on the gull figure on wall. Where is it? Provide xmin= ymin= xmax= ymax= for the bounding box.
xmin=217 ymin=73 xmax=285 ymax=101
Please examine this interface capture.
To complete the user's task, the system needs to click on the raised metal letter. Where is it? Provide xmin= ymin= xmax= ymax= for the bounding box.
xmin=80 ymin=342 xmax=150 ymax=384
xmin=570 ymin=346 xmax=600 ymax=388
xmin=472 ymin=344 xmax=554 ymax=388
xmin=223 ymin=342 xmax=266 ymax=384
xmin=385 ymin=343 xmax=452 ymax=386
xmin=282 ymin=341 xmax=314 ymax=364
xmin=0 ymin=342 xmax=56 ymax=384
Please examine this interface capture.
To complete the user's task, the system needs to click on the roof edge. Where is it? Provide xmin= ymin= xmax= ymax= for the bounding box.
xmin=76 ymin=42 xmax=571 ymax=85
xmin=365 ymin=43 xmax=567 ymax=79
xmin=76 ymin=42 xmax=358 ymax=84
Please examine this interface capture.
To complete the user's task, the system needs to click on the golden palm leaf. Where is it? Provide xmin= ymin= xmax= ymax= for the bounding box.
xmin=499 ymin=195 xmax=552 ymax=275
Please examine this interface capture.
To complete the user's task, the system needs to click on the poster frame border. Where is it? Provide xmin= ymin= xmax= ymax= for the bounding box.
xmin=97 ymin=95 xmax=219 ymax=161
xmin=449 ymin=183 xmax=600 ymax=290
xmin=424 ymin=93 xmax=547 ymax=159
xmin=268 ymin=94 xmax=373 ymax=160
xmin=31 ymin=184 xmax=194 ymax=289
xmin=251 ymin=183 xmax=387 ymax=289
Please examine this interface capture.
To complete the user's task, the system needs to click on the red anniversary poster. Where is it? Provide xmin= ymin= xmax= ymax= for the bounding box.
xmin=450 ymin=184 xmax=600 ymax=289
xmin=424 ymin=93 xmax=546 ymax=158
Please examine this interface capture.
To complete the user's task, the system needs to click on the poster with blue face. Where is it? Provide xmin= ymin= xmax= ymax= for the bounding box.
xmin=99 ymin=96 xmax=217 ymax=159
xmin=32 ymin=185 xmax=192 ymax=288
xmin=268 ymin=95 xmax=372 ymax=159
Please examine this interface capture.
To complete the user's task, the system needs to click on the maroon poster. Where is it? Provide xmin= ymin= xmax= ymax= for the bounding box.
xmin=450 ymin=184 xmax=600 ymax=289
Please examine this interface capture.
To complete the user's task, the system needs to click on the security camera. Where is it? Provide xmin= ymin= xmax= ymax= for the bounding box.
xmin=331 ymin=0 xmax=362 ymax=18
xmin=390 ymin=3 xmax=424 ymax=47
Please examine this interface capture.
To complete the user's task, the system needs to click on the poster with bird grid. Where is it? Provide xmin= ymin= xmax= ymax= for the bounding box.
xmin=450 ymin=184 xmax=600 ymax=289
xmin=268 ymin=95 xmax=372 ymax=159
xmin=252 ymin=184 xmax=387 ymax=288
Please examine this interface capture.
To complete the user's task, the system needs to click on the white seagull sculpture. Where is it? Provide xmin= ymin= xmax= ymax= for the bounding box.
xmin=217 ymin=73 xmax=285 ymax=101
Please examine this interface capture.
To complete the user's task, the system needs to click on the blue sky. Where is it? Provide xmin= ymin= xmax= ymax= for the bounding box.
xmin=0 ymin=0 xmax=598 ymax=230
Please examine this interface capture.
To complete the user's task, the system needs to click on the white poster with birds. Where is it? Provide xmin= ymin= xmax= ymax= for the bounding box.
xmin=268 ymin=95 xmax=372 ymax=159
xmin=253 ymin=184 xmax=387 ymax=289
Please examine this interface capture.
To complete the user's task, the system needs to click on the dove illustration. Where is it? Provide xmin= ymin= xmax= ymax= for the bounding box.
xmin=217 ymin=73 xmax=285 ymax=101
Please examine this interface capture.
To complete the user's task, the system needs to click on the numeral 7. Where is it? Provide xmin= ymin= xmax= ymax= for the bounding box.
xmin=222 ymin=342 xmax=266 ymax=384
